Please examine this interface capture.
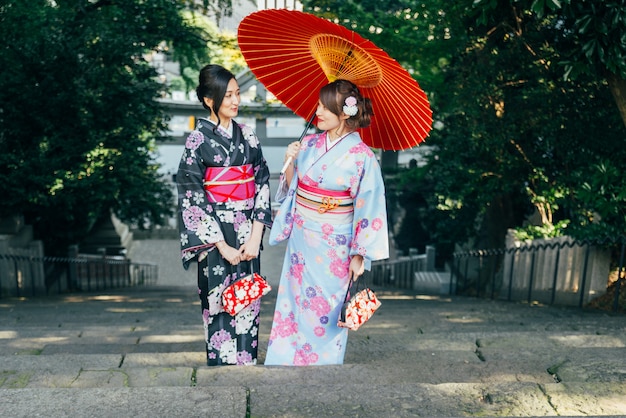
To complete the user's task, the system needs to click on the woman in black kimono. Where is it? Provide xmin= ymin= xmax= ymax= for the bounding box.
xmin=176 ymin=64 xmax=272 ymax=365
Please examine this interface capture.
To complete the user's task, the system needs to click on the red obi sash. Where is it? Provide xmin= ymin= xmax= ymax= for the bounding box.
xmin=203 ymin=164 xmax=255 ymax=203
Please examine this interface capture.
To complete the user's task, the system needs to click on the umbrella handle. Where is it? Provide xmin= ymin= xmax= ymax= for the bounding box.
xmin=280 ymin=113 xmax=315 ymax=175
xmin=280 ymin=157 xmax=292 ymax=175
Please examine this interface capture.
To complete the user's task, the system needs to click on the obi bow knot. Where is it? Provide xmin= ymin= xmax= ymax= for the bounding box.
xmin=318 ymin=197 xmax=340 ymax=213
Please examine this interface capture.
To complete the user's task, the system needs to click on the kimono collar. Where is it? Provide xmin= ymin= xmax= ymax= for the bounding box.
xmin=201 ymin=117 xmax=234 ymax=138
xmin=325 ymin=130 xmax=353 ymax=152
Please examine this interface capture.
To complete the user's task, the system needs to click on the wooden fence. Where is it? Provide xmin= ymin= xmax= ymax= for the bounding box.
xmin=452 ymin=234 xmax=626 ymax=310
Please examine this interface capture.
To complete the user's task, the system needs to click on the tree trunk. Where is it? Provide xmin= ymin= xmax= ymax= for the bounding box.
xmin=606 ymin=71 xmax=626 ymax=129
xmin=471 ymin=194 xmax=520 ymax=295
xmin=380 ymin=150 xmax=399 ymax=172
xmin=480 ymin=194 xmax=519 ymax=250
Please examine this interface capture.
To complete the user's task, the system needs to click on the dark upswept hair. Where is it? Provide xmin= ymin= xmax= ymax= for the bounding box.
xmin=319 ymin=79 xmax=373 ymax=129
xmin=195 ymin=64 xmax=236 ymax=129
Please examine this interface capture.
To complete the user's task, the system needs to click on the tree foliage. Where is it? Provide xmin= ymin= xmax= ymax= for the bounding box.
xmin=435 ymin=0 xmax=625 ymax=246
xmin=461 ymin=0 xmax=626 ymax=244
xmin=176 ymin=10 xmax=246 ymax=94
xmin=0 ymin=0 xmax=231 ymax=254
xmin=477 ymin=0 xmax=626 ymax=125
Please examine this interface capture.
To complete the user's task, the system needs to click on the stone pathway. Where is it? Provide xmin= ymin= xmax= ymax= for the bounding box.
xmin=1 ymin=236 xmax=625 ymax=417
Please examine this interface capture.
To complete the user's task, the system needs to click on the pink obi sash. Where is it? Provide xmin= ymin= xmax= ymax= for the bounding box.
xmin=204 ymin=164 xmax=255 ymax=203
xmin=296 ymin=182 xmax=354 ymax=224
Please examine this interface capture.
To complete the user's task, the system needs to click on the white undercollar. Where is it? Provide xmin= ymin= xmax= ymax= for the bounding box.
xmin=326 ymin=131 xmax=352 ymax=151
xmin=205 ymin=118 xmax=233 ymax=137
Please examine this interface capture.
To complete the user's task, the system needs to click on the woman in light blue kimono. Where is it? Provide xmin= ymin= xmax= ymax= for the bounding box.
xmin=265 ymin=79 xmax=389 ymax=366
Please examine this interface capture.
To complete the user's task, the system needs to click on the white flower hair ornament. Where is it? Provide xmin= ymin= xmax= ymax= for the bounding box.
xmin=343 ymin=96 xmax=358 ymax=117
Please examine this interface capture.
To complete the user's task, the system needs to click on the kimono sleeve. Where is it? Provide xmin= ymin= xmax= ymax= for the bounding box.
xmin=274 ymin=173 xmax=290 ymax=203
xmin=176 ymin=130 xmax=224 ymax=269
xmin=350 ymin=152 xmax=390 ymax=270
xmin=268 ymin=173 xmax=298 ymax=245
xmin=244 ymin=125 xmax=272 ymax=228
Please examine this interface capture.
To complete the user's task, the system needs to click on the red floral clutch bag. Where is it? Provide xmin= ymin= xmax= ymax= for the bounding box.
xmin=222 ymin=271 xmax=271 ymax=316
xmin=337 ymin=279 xmax=381 ymax=331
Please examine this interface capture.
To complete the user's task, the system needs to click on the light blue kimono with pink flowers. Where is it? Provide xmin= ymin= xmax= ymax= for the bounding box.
xmin=264 ymin=131 xmax=389 ymax=366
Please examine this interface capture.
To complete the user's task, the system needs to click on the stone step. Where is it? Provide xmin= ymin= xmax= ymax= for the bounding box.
xmin=2 ymin=381 xmax=625 ymax=417
xmin=2 ymin=338 xmax=625 ymax=390
xmin=0 ymin=387 xmax=247 ymax=418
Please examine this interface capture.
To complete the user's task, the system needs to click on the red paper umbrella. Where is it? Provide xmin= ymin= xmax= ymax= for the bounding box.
xmin=237 ymin=9 xmax=432 ymax=151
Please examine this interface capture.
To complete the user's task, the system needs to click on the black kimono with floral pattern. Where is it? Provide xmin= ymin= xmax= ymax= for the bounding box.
xmin=176 ymin=118 xmax=272 ymax=365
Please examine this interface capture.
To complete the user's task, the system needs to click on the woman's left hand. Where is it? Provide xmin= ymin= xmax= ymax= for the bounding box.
xmin=349 ymin=255 xmax=365 ymax=280
xmin=240 ymin=220 xmax=265 ymax=261
xmin=239 ymin=238 xmax=260 ymax=261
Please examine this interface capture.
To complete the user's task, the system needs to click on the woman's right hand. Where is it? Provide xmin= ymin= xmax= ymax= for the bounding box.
xmin=216 ymin=241 xmax=240 ymax=265
xmin=283 ymin=141 xmax=301 ymax=184
xmin=284 ymin=141 xmax=301 ymax=164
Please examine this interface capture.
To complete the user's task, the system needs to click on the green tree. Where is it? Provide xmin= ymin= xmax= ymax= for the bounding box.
xmin=0 ymin=0 xmax=232 ymax=255
xmin=177 ymin=10 xmax=246 ymax=94
xmin=569 ymin=160 xmax=626 ymax=239
xmin=463 ymin=0 xmax=626 ymax=243
xmin=531 ymin=0 xmax=626 ymax=127
xmin=472 ymin=0 xmax=626 ymax=126
xmin=428 ymin=1 xmax=625 ymax=251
